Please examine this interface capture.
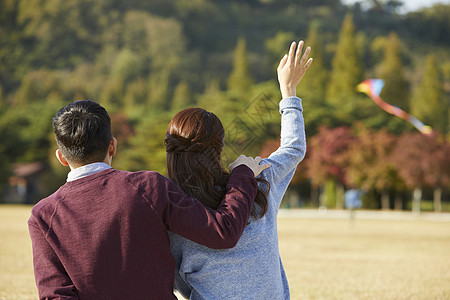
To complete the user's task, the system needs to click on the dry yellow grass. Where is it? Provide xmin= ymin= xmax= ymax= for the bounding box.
xmin=1 ymin=205 xmax=449 ymax=299
xmin=0 ymin=205 xmax=36 ymax=300
xmin=279 ymin=216 xmax=450 ymax=300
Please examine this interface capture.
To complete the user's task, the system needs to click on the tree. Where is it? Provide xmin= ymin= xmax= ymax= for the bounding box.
xmin=346 ymin=125 xmax=399 ymax=210
xmin=0 ymin=85 xmax=4 ymax=108
xmin=123 ymin=79 xmax=148 ymax=114
xmin=227 ymin=38 xmax=253 ymax=95
xmin=147 ymin=70 xmax=171 ymax=111
xmin=16 ymin=0 xmax=106 ymax=69
xmin=299 ymin=23 xmax=328 ymax=104
xmin=264 ymin=31 xmax=295 ymax=71
xmin=377 ymin=32 xmax=409 ymax=111
xmin=100 ymin=78 xmax=125 ymax=112
xmin=307 ymin=126 xmax=355 ymax=208
xmin=390 ymin=132 xmax=449 ymax=213
xmin=122 ymin=11 xmax=185 ymax=73
xmin=411 ymin=55 xmax=447 ymax=134
xmin=171 ymin=81 xmax=193 ymax=111
xmin=422 ymin=134 xmax=450 ymax=212
xmin=326 ymin=13 xmax=364 ymax=105
xmin=110 ymin=49 xmax=142 ymax=85
xmin=15 ymin=69 xmax=62 ymax=106
xmin=117 ymin=111 xmax=172 ymax=174
xmin=298 ymin=23 xmax=334 ymax=136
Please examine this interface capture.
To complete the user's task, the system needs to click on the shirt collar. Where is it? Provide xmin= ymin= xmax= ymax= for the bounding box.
xmin=67 ymin=162 xmax=112 ymax=182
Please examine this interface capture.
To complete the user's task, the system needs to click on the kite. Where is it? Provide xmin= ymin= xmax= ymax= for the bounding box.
xmin=356 ymin=79 xmax=433 ymax=136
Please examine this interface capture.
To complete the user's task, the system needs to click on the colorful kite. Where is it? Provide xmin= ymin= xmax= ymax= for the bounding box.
xmin=356 ymin=79 xmax=433 ymax=136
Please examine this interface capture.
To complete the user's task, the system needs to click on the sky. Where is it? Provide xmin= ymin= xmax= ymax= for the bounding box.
xmin=342 ymin=0 xmax=450 ymax=13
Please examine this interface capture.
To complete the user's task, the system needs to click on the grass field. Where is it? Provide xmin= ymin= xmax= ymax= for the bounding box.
xmin=1 ymin=205 xmax=449 ymax=300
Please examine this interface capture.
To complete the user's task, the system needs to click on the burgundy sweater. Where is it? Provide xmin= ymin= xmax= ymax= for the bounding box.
xmin=28 ymin=166 xmax=256 ymax=299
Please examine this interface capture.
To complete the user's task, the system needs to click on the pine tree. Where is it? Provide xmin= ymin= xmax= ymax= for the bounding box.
xmin=171 ymin=81 xmax=192 ymax=111
xmin=326 ymin=14 xmax=364 ymax=105
xmin=298 ymin=24 xmax=334 ymax=135
xmin=0 ymin=85 xmax=4 ymax=108
xmin=411 ymin=55 xmax=447 ymax=134
xmin=227 ymin=38 xmax=253 ymax=95
xmin=298 ymin=23 xmax=328 ymax=104
xmin=147 ymin=70 xmax=170 ymax=111
xmin=123 ymin=79 xmax=148 ymax=113
xmin=377 ymin=32 xmax=409 ymax=111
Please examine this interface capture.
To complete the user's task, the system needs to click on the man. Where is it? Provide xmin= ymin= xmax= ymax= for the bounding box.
xmin=28 ymin=100 xmax=269 ymax=299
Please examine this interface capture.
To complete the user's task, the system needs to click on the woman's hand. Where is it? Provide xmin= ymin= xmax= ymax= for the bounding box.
xmin=229 ymin=155 xmax=271 ymax=178
xmin=277 ymin=41 xmax=313 ymax=98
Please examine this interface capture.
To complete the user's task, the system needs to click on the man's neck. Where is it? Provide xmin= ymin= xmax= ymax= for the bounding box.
xmin=66 ymin=162 xmax=112 ymax=182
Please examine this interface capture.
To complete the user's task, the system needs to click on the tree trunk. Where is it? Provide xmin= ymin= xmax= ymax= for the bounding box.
xmin=412 ymin=186 xmax=422 ymax=214
xmin=319 ymin=185 xmax=326 ymax=208
xmin=311 ymin=185 xmax=319 ymax=207
xmin=287 ymin=189 xmax=299 ymax=208
xmin=381 ymin=188 xmax=390 ymax=210
xmin=434 ymin=187 xmax=442 ymax=212
xmin=324 ymin=179 xmax=336 ymax=208
xmin=336 ymin=182 xmax=345 ymax=209
xmin=394 ymin=191 xmax=402 ymax=210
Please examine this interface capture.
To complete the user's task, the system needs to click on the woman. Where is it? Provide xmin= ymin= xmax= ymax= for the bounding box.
xmin=165 ymin=41 xmax=312 ymax=299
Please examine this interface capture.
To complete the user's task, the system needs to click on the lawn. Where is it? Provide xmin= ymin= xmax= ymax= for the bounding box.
xmin=1 ymin=205 xmax=449 ymax=299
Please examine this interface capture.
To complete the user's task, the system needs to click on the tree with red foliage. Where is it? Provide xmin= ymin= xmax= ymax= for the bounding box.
xmin=423 ymin=137 xmax=450 ymax=211
xmin=346 ymin=125 xmax=400 ymax=210
xmin=391 ymin=132 xmax=450 ymax=212
xmin=307 ymin=126 xmax=355 ymax=208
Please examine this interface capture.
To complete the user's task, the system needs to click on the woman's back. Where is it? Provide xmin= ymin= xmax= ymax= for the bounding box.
xmin=170 ymin=202 xmax=286 ymax=299
xmin=170 ymin=96 xmax=306 ymax=300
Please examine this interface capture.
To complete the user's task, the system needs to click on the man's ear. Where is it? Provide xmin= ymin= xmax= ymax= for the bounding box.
xmin=109 ymin=137 xmax=117 ymax=157
xmin=55 ymin=149 xmax=69 ymax=166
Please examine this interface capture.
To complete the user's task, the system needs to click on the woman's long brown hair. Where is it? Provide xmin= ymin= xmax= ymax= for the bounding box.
xmin=165 ymin=107 xmax=269 ymax=219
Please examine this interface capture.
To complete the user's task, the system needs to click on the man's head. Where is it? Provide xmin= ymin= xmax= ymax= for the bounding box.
xmin=52 ymin=100 xmax=116 ymax=168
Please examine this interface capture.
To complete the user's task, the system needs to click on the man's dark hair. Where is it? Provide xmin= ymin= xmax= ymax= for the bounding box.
xmin=52 ymin=100 xmax=112 ymax=165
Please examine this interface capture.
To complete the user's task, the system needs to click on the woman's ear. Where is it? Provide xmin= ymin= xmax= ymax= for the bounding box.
xmin=55 ymin=149 xmax=69 ymax=166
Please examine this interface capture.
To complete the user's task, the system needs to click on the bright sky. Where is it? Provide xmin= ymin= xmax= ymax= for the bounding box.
xmin=342 ymin=0 xmax=450 ymax=13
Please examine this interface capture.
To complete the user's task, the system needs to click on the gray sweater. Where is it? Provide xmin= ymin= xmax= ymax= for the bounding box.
xmin=169 ymin=96 xmax=306 ymax=300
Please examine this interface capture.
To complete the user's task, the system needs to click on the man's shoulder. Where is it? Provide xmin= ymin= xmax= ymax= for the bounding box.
xmin=113 ymin=169 xmax=173 ymax=198
xmin=115 ymin=169 xmax=167 ymax=183
xmin=29 ymin=186 xmax=67 ymax=225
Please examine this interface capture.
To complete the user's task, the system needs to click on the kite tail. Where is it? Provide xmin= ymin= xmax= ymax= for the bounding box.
xmin=356 ymin=79 xmax=433 ymax=136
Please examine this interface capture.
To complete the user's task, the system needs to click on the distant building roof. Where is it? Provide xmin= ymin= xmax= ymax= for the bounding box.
xmin=12 ymin=162 xmax=45 ymax=178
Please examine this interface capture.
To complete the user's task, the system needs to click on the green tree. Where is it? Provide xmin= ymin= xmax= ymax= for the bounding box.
xmin=197 ymin=79 xmax=229 ymax=113
xmin=117 ymin=111 xmax=172 ymax=174
xmin=298 ymin=23 xmax=333 ymax=136
xmin=0 ymin=85 xmax=4 ymax=108
xmin=171 ymin=81 xmax=193 ymax=111
xmin=111 ymin=49 xmax=142 ymax=85
xmin=298 ymin=24 xmax=328 ymax=104
xmin=326 ymin=13 xmax=364 ymax=105
xmin=123 ymin=11 xmax=185 ymax=73
xmin=264 ymin=31 xmax=295 ymax=71
xmin=100 ymin=78 xmax=124 ymax=112
xmin=147 ymin=70 xmax=170 ymax=111
xmin=227 ymin=38 xmax=253 ymax=95
xmin=17 ymin=0 xmax=107 ymax=69
xmin=411 ymin=55 xmax=447 ymax=134
xmin=123 ymin=79 xmax=148 ymax=114
xmin=377 ymin=32 xmax=409 ymax=111
xmin=14 ymin=69 xmax=69 ymax=106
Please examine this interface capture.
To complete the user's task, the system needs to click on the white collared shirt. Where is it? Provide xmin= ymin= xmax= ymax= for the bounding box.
xmin=67 ymin=162 xmax=112 ymax=182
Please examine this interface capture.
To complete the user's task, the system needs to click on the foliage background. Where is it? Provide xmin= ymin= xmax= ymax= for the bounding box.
xmin=0 ymin=0 xmax=449 ymax=209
